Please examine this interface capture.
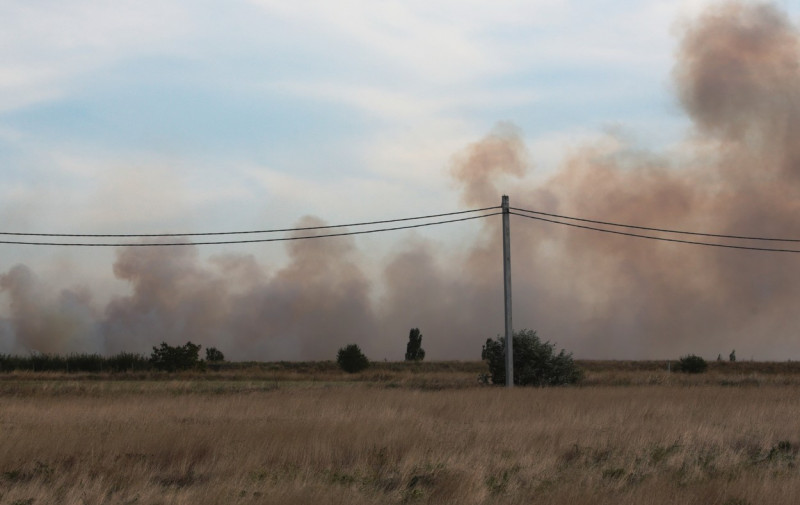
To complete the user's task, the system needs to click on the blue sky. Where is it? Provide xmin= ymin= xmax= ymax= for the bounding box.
xmin=0 ymin=0 xmax=709 ymax=241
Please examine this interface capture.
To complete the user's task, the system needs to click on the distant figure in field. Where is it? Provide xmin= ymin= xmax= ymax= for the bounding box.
xmin=729 ymin=350 xmax=736 ymax=362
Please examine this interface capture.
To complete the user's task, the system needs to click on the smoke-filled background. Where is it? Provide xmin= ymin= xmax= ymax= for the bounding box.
xmin=2 ymin=1 xmax=800 ymax=360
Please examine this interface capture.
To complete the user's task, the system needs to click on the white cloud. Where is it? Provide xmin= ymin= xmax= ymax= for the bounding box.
xmin=0 ymin=0 xmax=192 ymax=112
xmin=0 ymin=1 xmax=718 ymax=235
xmin=247 ymin=0 xmax=503 ymax=83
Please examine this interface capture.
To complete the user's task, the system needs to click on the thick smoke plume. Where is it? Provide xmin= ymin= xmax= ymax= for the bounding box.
xmin=2 ymin=1 xmax=800 ymax=360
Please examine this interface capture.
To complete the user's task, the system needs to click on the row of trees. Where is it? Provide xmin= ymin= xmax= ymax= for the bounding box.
xmin=1 ymin=327 xmax=585 ymax=386
xmin=1 ymin=329 xmax=721 ymax=382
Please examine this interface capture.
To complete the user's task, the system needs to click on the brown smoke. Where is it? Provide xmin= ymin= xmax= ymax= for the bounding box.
xmin=2 ymin=1 xmax=800 ymax=360
xmin=499 ymin=0 xmax=800 ymax=359
xmin=384 ymin=0 xmax=800 ymax=360
xmin=0 ymin=265 xmax=99 ymax=354
xmin=98 ymin=219 xmax=379 ymax=360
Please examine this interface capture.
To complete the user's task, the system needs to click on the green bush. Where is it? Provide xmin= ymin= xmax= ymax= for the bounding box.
xmin=150 ymin=342 xmax=202 ymax=372
xmin=205 ymin=347 xmax=225 ymax=363
xmin=481 ymin=329 xmax=582 ymax=386
xmin=205 ymin=347 xmax=225 ymax=371
xmin=336 ymin=344 xmax=370 ymax=373
xmin=677 ymin=354 xmax=708 ymax=373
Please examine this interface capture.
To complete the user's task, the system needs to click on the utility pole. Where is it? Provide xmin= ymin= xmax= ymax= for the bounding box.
xmin=502 ymin=195 xmax=513 ymax=388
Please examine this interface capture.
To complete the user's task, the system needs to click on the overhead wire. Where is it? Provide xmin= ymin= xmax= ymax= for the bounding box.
xmin=510 ymin=206 xmax=800 ymax=243
xmin=6 ymin=199 xmax=800 ymax=252
xmin=0 ymin=206 xmax=500 ymax=238
xmin=0 ymin=211 xmax=502 ymax=247
xmin=510 ymin=212 xmax=800 ymax=254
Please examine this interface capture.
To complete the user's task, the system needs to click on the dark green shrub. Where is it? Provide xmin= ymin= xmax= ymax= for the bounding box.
xmin=336 ymin=344 xmax=370 ymax=373
xmin=481 ymin=329 xmax=582 ymax=386
xmin=677 ymin=354 xmax=708 ymax=373
xmin=205 ymin=347 xmax=225 ymax=371
xmin=205 ymin=347 xmax=224 ymax=362
xmin=150 ymin=342 xmax=202 ymax=372
xmin=404 ymin=328 xmax=425 ymax=361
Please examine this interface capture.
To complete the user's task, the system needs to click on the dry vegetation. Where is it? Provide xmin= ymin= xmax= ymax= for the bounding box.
xmin=3 ymin=363 xmax=800 ymax=504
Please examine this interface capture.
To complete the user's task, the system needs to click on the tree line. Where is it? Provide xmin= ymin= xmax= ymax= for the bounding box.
xmin=1 ymin=327 xmax=592 ymax=387
xmin=0 ymin=343 xmax=225 ymax=373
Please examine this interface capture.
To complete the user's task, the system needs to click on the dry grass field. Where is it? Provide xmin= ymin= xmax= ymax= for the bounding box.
xmin=2 ymin=362 xmax=800 ymax=504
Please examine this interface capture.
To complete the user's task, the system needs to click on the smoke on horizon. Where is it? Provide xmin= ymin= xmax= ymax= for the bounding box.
xmin=2 ymin=1 xmax=800 ymax=360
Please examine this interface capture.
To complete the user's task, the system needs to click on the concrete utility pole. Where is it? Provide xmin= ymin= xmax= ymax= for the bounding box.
xmin=501 ymin=195 xmax=513 ymax=388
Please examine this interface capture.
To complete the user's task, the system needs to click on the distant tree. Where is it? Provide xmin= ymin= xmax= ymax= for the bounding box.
xmin=717 ymin=353 xmax=722 ymax=362
xmin=150 ymin=342 xmax=202 ymax=372
xmin=729 ymin=350 xmax=736 ymax=362
xmin=481 ymin=329 xmax=582 ymax=386
xmin=337 ymin=344 xmax=370 ymax=373
xmin=677 ymin=354 xmax=708 ymax=373
xmin=205 ymin=347 xmax=225 ymax=363
xmin=405 ymin=328 xmax=426 ymax=361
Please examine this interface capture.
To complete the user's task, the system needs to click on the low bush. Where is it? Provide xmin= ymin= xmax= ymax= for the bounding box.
xmin=205 ymin=347 xmax=224 ymax=363
xmin=677 ymin=354 xmax=708 ymax=373
xmin=337 ymin=344 xmax=370 ymax=373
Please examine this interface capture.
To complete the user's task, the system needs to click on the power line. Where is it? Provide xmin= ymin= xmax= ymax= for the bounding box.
xmin=511 ymin=206 xmax=800 ymax=243
xmin=510 ymin=212 xmax=800 ymax=254
xmin=0 ymin=212 xmax=501 ymax=247
xmin=0 ymin=206 xmax=500 ymax=238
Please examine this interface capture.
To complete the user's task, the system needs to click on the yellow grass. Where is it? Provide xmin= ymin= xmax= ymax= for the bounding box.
xmin=2 ymin=370 xmax=800 ymax=504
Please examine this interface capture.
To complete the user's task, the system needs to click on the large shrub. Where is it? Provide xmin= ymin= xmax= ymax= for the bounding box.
xmin=337 ymin=344 xmax=370 ymax=373
xmin=150 ymin=342 xmax=202 ymax=372
xmin=481 ymin=329 xmax=582 ymax=386
xmin=677 ymin=354 xmax=707 ymax=373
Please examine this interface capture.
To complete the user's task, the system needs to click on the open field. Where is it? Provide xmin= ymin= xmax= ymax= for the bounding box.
xmin=3 ymin=363 xmax=800 ymax=504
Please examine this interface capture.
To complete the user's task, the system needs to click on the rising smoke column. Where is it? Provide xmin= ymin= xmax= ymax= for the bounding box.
xmin=457 ymin=1 xmax=800 ymax=359
xmin=376 ymin=122 xmax=527 ymax=359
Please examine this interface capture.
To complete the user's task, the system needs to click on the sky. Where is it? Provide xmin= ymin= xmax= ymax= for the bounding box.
xmin=1 ymin=0 xmax=799 ymax=361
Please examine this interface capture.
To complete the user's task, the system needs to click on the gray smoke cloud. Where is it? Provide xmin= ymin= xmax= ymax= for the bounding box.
xmin=2 ymin=1 xmax=800 ymax=360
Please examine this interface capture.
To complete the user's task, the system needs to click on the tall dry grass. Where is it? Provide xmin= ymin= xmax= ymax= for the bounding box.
xmin=2 ymin=378 xmax=800 ymax=504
